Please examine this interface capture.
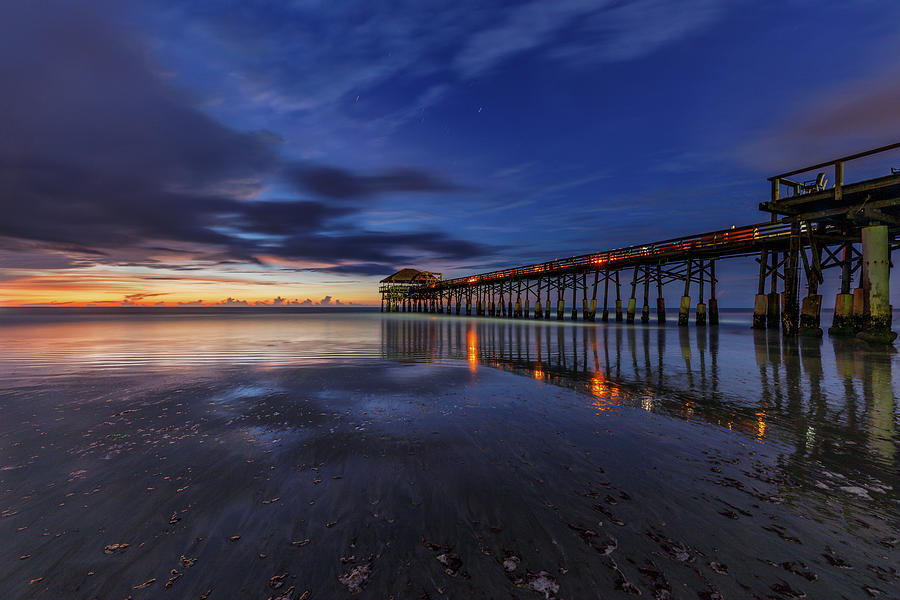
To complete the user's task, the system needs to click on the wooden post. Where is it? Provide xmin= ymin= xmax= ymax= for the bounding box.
xmin=656 ymin=264 xmax=665 ymax=324
xmin=590 ymin=270 xmax=599 ymax=322
xmin=557 ymin=275 xmax=565 ymax=321
xmin=766 ymin=251 xmax=780 ymax=329
xmin=781 ymin=222 xmax=801 ymax=336
xmin=641 ymin=265 xmax=650 ymax=324
xmin=571 ymin=273 xmax=579 ymax=321
xmin=752 ymin=249 xmax=767 ymax=329
xmin=602 ymin=271 xmax=610 ymax=322
xmin=615 ymin=271 xmax=623 ymax=322
xmin=626 ymin=266 xmax=638 ymax=324
xmin=709 ymin=260 xmax=718 ymax=326
xmin=678 ymin=259 xmax=692 ymax=327
xmin=829 ymin=242 xmax=854 ymax=335
xmin=696 ymin=260 xmax=706 ymax=326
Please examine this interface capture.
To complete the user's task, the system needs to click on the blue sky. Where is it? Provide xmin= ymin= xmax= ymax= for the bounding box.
xmin=2 ymin=0 xmax=900 ymax=306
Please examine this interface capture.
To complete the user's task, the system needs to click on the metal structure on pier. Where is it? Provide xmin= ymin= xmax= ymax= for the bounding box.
xmin=379 ymin=143 xmax=900 ymax=343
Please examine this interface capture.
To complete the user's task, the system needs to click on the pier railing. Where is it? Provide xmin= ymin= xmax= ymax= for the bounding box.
xmin=435 ymin=220 xmax=792 ymax=288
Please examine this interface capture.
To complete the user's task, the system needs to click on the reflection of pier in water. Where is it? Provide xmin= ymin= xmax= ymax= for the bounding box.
xmin=381 ymin=316 xmax=897 ymax=481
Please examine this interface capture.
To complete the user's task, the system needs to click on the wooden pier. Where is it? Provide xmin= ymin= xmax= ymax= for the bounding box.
xmin=379 ymin=143 xmax=900 ymax=343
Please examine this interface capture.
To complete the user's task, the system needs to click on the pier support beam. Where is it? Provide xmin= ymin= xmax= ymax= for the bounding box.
xmin=678 ymin=259 xmax=692 ymax=327
xmin=766 ymin=251 xmax=780 ymax=329
xmin=709 ymin=260 xmax=719 ymax=326
xmin=799 ymin=295 xmax=823 ymax=337
xmin=656 ymin=265 xmax=666 ymax=324
xmin=752 ymin=250 xmax=767 ymax=329
xmin=852 ymin=287 xmax=866 ymax=331
xmin=782 ymin=228 xmax=801 ymax=336
xmin=696 ymin=260 xmax=706 ymax=326
xmin=678 ymin=296 xmax=691 ymax=327
xmin=641 ymin=266 xmax=651 ymax=324
xmin=857 ymin=224 xmax=896 ymax=344
xmin=626 ymin=266 xmax=638 ymax=324
xmin=571 ymin=275 xmax=578 ymax=321
xmin=615 ymin=271 xmax=623 ymax=322
xmin=602 ymin=272 xmax=610 ymax=322
xmin=829 ymin=242 xmax=854 ymax=336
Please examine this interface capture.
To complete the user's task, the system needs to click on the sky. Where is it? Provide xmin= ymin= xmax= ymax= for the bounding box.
xmin=2 ymin=0 xmax=900 ymax=307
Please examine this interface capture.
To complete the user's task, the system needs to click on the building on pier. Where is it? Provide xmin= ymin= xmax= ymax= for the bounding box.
xmin=379 ymin=269 xmax=442 ymax=313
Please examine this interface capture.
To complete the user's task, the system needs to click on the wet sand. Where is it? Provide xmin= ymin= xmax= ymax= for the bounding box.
xmin=0 ymin=311 xmax=897 ymax=598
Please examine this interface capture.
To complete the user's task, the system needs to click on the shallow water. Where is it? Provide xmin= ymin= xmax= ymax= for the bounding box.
xmin=0 ymin=310 xmax=897 ymax=599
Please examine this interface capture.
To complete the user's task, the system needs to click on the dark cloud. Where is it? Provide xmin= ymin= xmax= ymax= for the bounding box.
xmin=124 ymin=292 xmax=169 ymax=302
xmin=291 ymin=165 xmax=464 ymax=199
xmin=308 ymin=263 xmax=398 ymax=276
xmin=0 ymin=1 xmax=489 ymax=276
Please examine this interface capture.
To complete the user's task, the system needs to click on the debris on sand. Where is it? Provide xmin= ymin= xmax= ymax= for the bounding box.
xmin=424 ymin=540 xmax=466 ymax=578
xmin=165 ymin=569 xmax=182 ymax=589
xmin=596 ymin=536 xmax=618 ymax=556
xmin=513 ymin=570 xmax=560 ymax=599
xmin=291 ymin=539 xmax=311 ymax=547
xmin=709 ymin=561 xmax=728 ymax=574
xmin=229 ymin=535 xmax=241 ymax=542
xmin=133 ymin=578 xmax=156 ymax=590
xmin=503 ymin=555 xmax=521 ymax=572
xmin=267 ymin=584 xmax=297 ymax=600
xmin=770 ymin=580 xmax=806 ymax=598
xmin=169 ymin=512 xmax=181 ymax=524
xmin=269 ymin=573 xmax=288 ymax=589
xmin=338 ymin=563 xmax=371 ymax=594
xmin=638 ymin=563 xmax=672 ymax=598
xmin=180 ymin=555 xmax=197 ymax=568
xmin=822 ymin=546 xmax=853 ymax=569
xmin=436 ymin=552 xmax=463 ymax=576
xmin=104 ymin=543 xmax=129 ymax=554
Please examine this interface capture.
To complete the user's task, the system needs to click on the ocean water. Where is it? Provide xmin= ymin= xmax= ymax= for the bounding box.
xmin=0 ymin=309 xmax=896 ymax=598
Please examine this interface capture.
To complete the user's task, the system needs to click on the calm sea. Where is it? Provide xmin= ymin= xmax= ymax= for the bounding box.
xmin=0 ymin=309 xmax=897 ymax=598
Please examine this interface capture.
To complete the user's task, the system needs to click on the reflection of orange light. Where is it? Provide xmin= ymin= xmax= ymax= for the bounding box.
xmin=533 ymin=367 xmax=545 ymax=380
xmin=466 ymin=327 xmax=478 ymax=373
xmin=755 ymin=411 xmax=766 ymax=439
xmin=684 ymin=402 xmax=695 ymax=418
xmin=589 ymin=371 xmax=621 ymax=414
